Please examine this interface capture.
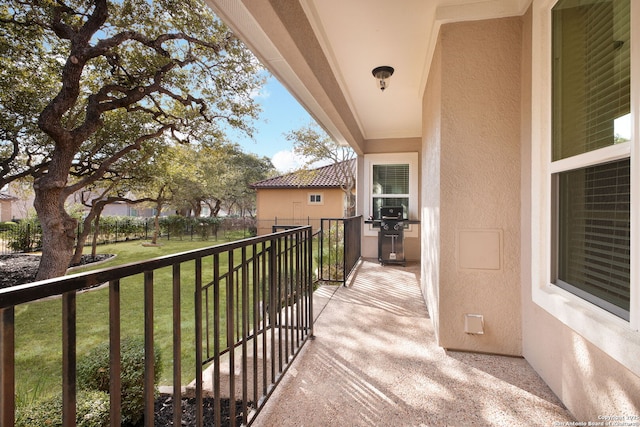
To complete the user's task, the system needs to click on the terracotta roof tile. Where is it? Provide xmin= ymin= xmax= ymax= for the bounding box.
xmin=251 ymin=159 xmax=355 ymax=189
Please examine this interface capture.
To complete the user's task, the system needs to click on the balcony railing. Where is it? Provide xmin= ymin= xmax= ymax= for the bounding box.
xmin=0 ymin=226 xmax=314 ymax=427
xmin=317 ymin=216 xmax=362 ymax=286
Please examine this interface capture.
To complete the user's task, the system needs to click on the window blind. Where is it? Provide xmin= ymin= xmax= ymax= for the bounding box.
xmin=372 ymin=164 xmax=410 ymax=219
xmin=372 ymin=164 xmax=409 ymax=194
xmin=552 ymin=0 xmax=630 ymax=160
xmin=557 ymin=158 xmax=630 ymax=319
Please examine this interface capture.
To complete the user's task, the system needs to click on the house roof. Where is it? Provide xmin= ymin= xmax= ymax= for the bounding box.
xmin=251 ymin=159 xmax=355 ymax=189
xmin=0 ymin=192 xmax=17 ymax=201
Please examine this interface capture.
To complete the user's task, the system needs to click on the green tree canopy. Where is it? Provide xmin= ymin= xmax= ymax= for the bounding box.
xmin=166 ymin=142 xmax=274 ymax=218
xmin=0 ymin=0 xmax=265 ymax=279
xmin=286 ymin=122 xmax=356 ymax=216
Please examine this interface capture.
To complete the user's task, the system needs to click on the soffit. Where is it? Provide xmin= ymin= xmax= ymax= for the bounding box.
xmin=206 ymin=0 xmax=530 ymax=149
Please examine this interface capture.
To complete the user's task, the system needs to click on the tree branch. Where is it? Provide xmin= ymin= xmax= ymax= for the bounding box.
xmin=64 ymin=126 xmax=170 ymax=195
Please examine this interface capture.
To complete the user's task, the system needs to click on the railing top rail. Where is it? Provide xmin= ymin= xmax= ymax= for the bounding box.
xmin=320 ymin=215 xmax=362 ymax=221
xmin=0 ymin=226 xmax=312 ymax=309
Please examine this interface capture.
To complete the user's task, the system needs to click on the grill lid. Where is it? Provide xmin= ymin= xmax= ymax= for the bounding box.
xmin=380 ymin=206 xmax=403 ymax=220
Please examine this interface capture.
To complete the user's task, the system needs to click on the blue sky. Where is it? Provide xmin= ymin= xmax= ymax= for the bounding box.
xmin=230 ymin=76 xmax=316 ymax=173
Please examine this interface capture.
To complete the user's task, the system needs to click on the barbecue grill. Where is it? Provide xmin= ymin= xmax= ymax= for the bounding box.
xmin=378 ymin=206 xmax=405 ymax=266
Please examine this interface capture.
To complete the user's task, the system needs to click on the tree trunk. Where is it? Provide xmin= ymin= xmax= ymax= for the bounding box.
xmin=91 ymin=214 xmax=101 ymax=257
xmin=71 ymin=216 xmax=91 ymax=265
xmin=151 ymin=199 xmax=162 ymax=245
xmin=211 ymin=199 xmax=221 ymax=217
xmin=71 ymin=203 xmax=103 ymax=265
xmin=34 ymin=179 xmax=77 ymax=280
xmin=193 ymin=201 xmax=202 ymax=218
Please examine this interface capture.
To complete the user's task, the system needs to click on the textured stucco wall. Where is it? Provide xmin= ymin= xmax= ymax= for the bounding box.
xmin=422 ymin=16 xmax=523 ymax=355
xmin=255 ymin=188 xmax=344 ymax=235
xmin=520 ymin=5 xmax=640 ymax=418
xmin=422 ymin=36 xmax=442 ymax=344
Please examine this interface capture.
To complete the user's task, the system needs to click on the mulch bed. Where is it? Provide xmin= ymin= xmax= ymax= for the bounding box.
xmin=0 ymin=253 xmax=113 ymax=289
xmin=152 ymin=394 xmax=248 ymax=427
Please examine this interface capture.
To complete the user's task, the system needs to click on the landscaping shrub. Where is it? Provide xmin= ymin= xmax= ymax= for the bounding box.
xmin=0 ymin=221 xmax=17 ymax=231
xmin=77 ymin=337 xmax=162 ymax=426
xmin=160 ymin=215 xmax=188 ymax=240
xmin=96 ymin=216 xmax=148 ymax=242
xmin=196 ymin=216 xmax=220 ymax=240
xmin=15 ymin=389 xmax=110 ymax=427
xmin=7 ymin=217 xmax=41 ymax=252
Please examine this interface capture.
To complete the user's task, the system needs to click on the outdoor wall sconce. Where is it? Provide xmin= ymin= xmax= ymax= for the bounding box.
xmin=372 ymin=66 xmax=394 ymax=92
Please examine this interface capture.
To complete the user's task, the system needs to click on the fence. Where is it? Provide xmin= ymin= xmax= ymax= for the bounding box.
xmin=317 ymin=216 xmax=362 ymax=286
xmin=0 ymin=217 xmax=259 ymax=255
xmin=0 ymin=226 xmax=314 ymax=426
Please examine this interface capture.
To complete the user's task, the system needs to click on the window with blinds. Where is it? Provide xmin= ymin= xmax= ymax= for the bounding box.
xmin=372 ymin=164 xmax=409 ymax=219
xmin=552 ymin=0 xmax=631 ymax=320
xmin=557 ymin=159 xmax=630 ymax=319
xmin=552 ymin=0 xmax=630 ymax=160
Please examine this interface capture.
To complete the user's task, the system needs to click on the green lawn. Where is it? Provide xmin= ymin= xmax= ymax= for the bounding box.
xmin=14 ymin=235 xmax=249 ymax=405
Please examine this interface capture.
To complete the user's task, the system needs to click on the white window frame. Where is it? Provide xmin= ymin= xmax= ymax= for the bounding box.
xmin=308 ymin=192 xmax=323 ymax=205
xmin=363 ymin=152 xmax=419 ymax=237
xmin=531 ymin=0 xmax=640 ymax=375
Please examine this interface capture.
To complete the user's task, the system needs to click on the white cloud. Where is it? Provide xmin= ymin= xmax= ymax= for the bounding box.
xmin=271 ymin=150 xmax=306 ymax=173
xmin=271 ymin=150 xmax=333 ymax=174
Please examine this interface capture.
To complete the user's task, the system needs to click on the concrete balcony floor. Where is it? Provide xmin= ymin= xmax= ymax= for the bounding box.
xmin=254 ymin=259 xmax=574 ymax=426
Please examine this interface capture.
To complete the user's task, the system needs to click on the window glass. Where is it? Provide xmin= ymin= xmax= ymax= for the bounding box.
xmin=557 ymin=159 xmax=630 ymax=319
xmin=552 ymin=0 xmax=631 ymax=320
xmin=552 ymin=0 xmax=630 ymax=161
xmin=308 ymin=194 xmax=322 ymax=204
xmin=373 ymin=165 xmax=409 ymax=194
xmin=371 ymin=164 xmax=409 ymax=219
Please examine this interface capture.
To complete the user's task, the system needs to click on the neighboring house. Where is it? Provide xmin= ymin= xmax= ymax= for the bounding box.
xmin=209 ymin=0 xmax=639 ymax=419
xmin=3 ymin=182 xmax=157 ymax=220
xmin=250 ymin=160 xmax=355 ymax=235
xmin=0 ymin=193 xmax=17 ymax=222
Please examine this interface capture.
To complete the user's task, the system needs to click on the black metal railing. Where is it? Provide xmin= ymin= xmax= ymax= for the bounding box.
xmin=317 ymin=216 xmax=362 ymax=286
xmin=0 ymin=217 xmax=261 ymax=255
xmin=0 ymin=226 xmax=314 ymax=427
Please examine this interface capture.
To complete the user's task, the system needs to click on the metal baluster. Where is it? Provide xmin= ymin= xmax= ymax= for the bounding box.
xmin=109 ymin=280 xmax=122 ymax=427
xmin=62 ymin=291 xmax=76 ymax=427
xmin=0 ymin=307 xmax=15 ymax=427
xmin=172 ymin=265 xmax=182 ymax=427
xmin=144 ymin=271 xmax=154 ymax=427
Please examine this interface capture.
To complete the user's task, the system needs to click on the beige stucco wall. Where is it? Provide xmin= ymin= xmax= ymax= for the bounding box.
xmin=421 ymin=17 xmax=522 ymax=356
xmin=364 ymin=137 xmax=421 ymax=154
xmin=422 ymin=29 xmax=443 ymax=344
xmin=520 ymin=5 xmax=640 ymax=418
xmin=0 ymin=201 xmax=14 ymax=222
xmin=255 ymin=187 xmax=345 ymax=235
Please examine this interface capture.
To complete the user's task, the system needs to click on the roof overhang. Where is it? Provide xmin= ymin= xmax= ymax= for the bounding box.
xmin=205 ymin=0 xmax=531 ymax=154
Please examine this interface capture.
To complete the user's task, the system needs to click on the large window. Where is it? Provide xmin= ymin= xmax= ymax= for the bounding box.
xmin=551 ymin=0 xmax=632 ymax=320
xmin=372 ymin=164 xmax=409 ymax=220
xmin=363 ymin=153 xmax=418 ymax=237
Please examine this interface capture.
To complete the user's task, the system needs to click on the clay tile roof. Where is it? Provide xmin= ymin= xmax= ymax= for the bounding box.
xmin=251 ymin=159 xmax=355 ymax=189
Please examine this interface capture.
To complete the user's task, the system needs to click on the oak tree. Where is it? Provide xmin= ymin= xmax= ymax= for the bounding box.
xmin=286 ymin=123 xmax=356 ymax=217
xmin=1 ymin=0 xmax=264 ymax=279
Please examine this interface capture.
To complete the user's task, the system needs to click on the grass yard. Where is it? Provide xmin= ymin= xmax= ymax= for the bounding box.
xmin=14 ymin=234 xmax=253 ymax=405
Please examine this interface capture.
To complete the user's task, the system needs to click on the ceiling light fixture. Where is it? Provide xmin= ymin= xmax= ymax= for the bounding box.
xmin=372 ymin=66 xmax=394 ymax=92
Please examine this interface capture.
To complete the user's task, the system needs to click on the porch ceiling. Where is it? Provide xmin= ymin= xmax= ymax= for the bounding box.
xmin=206 ymin=0 xmax=530 ymax=154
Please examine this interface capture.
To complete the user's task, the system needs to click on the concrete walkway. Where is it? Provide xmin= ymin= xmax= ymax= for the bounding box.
xmin=253 ymin=259 xmax=575 ymax=427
